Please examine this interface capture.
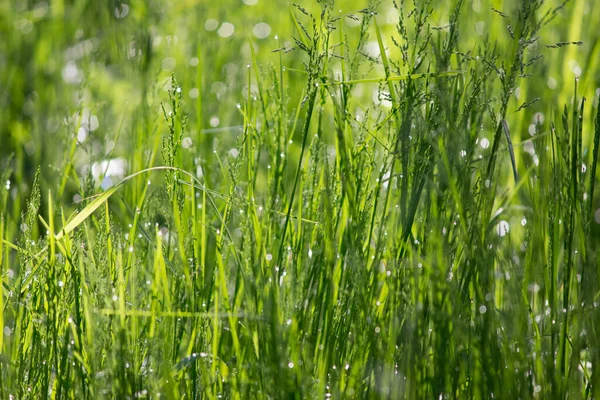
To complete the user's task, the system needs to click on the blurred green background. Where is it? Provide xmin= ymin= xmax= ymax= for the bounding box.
xmin=2 ymin=1 xmax=600 ymax=397
xmin=2 ymin=0 xmax=599 ymax=211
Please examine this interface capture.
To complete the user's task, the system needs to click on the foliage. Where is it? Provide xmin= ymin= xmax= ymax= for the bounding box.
xmin=1 ymin=0 xmax=600 ymax=398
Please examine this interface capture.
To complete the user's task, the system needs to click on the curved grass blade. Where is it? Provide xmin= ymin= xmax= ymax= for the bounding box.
xmin=55 ymin=185 xmax=119 ymax=241
xmin=321 ymin=70 xmax=464 ymax=86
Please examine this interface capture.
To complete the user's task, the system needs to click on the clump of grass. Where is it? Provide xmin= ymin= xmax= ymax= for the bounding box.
xmin=1 ymin=0 xmax=600 ymax=398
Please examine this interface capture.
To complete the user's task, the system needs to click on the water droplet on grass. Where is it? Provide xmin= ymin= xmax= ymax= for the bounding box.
xmin=161 ymin=57 xmax=176 ymax=71
xmin=528 ymin=124 xmax=536 ymax=136
xmin=114 ymin=4 xmax=129 ymax=18
xmin=533 ymin=112 xmax=545 ymax=124
xmin=253 ymin=22 xmax=271 ymax=39
xmin=207 ymin=116 xmax=220 ymax=128
xmin=475 ymin=21 xmax=485 ymax=35
xmin=496 ymin=220 xmax=510 ymax=237
xmin=62 ymin=61 xmax=82 ymax=83
xmin=594 ymin=209 xmax=600 ymax=224
xmin=204 ymin=19 xmax=218 ymax=32
xmin=528 ymin=283 xmax=540 ymax=293
xmin=217 ymin=22 xmax=235 ymax=38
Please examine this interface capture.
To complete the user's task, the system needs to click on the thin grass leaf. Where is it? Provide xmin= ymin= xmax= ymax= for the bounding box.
xmin=545 ymin=41 xmax=583 ymax=48
xmin=501 ymin=119 xmax=518 ymax=182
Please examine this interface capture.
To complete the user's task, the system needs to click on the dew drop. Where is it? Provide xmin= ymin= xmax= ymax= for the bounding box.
xmin=594 ymin=209 xmax=600 ymax=224
xmin=182 ymin=137 xmax=193 ymax=149
xmin=253 ymin=22 xmax=271 ymax=39
xmin=205 ymin=19 xmax=218 ymax=31
xmin=217 ymin=22 xmax=235 ymax=38
xmin=496 ymin=220 xmax=510 ymax=237
xmin=114 ymin=4 xmax=129 ymax=18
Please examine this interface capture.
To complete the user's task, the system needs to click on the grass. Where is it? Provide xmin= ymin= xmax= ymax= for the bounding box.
xmin=1 ymin=0 xmax=600 ymax=398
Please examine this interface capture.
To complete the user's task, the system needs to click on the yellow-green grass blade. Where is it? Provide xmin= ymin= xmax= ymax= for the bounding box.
xmin=321 ymin=70 xmax=464 ymax=86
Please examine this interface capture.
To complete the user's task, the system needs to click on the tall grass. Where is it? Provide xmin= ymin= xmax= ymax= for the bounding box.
xmin=1 ymin=0 xmax=600 ymax=398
